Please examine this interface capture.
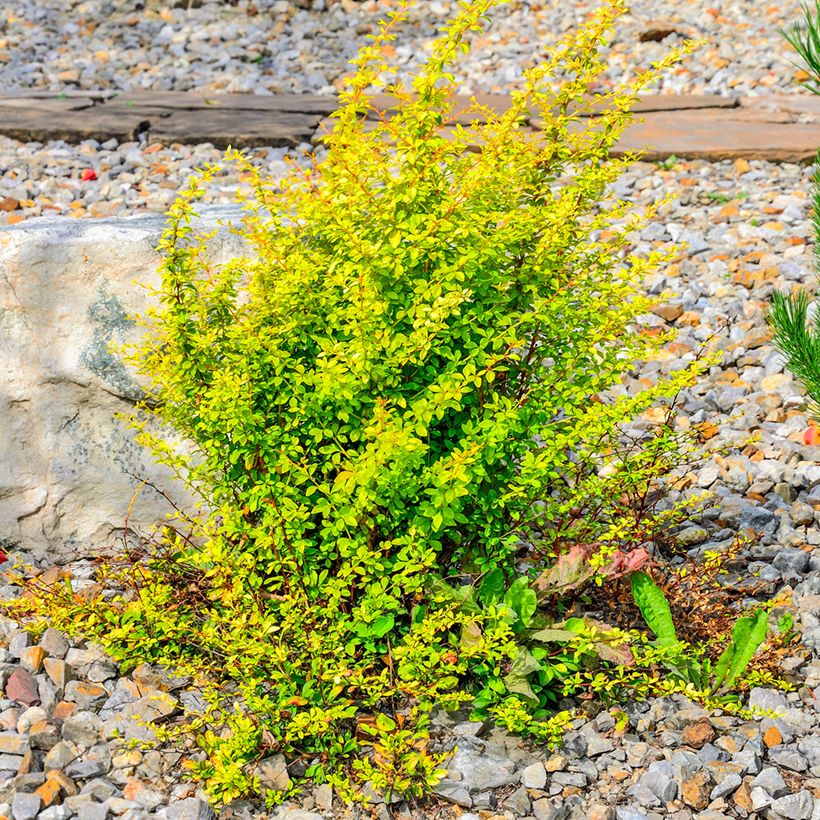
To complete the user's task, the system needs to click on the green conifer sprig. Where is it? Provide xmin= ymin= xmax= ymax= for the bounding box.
xmin=780 ymin=1 xmax=820 ymax=91
xmin=770 ymin=2 xmax=820 ymax=417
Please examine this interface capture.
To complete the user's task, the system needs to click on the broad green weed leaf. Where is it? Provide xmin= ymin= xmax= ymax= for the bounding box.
xmin=723 ymin=609 xmax=769 ymax=689
xmin=630 ymin=571 xmax=677 ymax=647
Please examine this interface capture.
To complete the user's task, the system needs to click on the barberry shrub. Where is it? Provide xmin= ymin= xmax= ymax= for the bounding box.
xmin=12 ymin=0 xmax=703 ymax=806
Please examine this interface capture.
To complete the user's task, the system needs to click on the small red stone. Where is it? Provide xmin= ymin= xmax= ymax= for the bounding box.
xmin=80 ymin=169 xmax=97 ymax=181
xmin=6 ymin=668 xmax=39 ymax=706
xmin=804 ymin=425 xmax=818 ymax=446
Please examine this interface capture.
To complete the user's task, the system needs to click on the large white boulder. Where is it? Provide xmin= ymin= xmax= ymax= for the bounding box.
xmin=0 ymin=208 xmax=244 ymax=561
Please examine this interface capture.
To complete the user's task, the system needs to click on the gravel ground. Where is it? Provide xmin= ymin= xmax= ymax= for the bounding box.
xmin=0 ymin=0 xmax=811 ymax=97
xmin=0 ymin=590 xmax=814 ymax=820
xmin=0 ymin=137 xmax=298 ymax=223
xmin=0 ymin=0 xmax=814 ymax=226
xmin=2 ymin=1 xmax=820 ymax=819
xmin=0 ymin=156 xmax=819 ymax=820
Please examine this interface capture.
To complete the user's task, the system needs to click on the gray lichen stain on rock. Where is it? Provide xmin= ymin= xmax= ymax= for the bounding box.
xmin=80 ymin=286 xmax=146 ymax=403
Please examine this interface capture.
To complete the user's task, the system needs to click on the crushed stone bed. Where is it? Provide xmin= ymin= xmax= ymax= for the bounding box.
xmin=0 ymin=136 xmax=300 ymax=224
xmin=2 ymin=0 xmax=820 ymax=818
xmin=0 ymin=0 xmax=816 ymax=229
xmin=0 ymin=156 xmax=819 ymax=818
xmin=0 ymin=556 xmax=815 ymax=820
xmin=0 ymin=0 xmax=811 ymax=97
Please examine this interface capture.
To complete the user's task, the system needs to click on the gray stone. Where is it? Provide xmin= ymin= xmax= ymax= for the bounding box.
xmin=586 ymin=734 xmax=615 ymax=756
xmin=104 ymin=800 xmax=142 ymax=814
xmin=807 ymin=483 xmax=820 ymax=508
xmin=7 ymin=634 xmax=30 ymax=659
xmin=274 ymin=813 xmax=326 ymax=820
xmin=432 ymin=779 xmax=471 ymax=807
xmin=615 ymin=809 xmax=650 ymax=820
xmin=594 ymin=712 xmax=616 ymax=732
xmin=677 ymin=526 xmax=708 ymax=546
xmin=0 ymin=753 xmax=23 ymax=773
xmin=30 ymin=723 xmax=60 ymax=750
xmin=768 ymin=745 xmax=808 ymax=771
xmin=10 ymin=792 xmax=41 ymax=820
xmin=86 ymin=661 xmax=118 ymax=683
xmin=471 ymin=790 xmax=495 ymax=810
xmin=313 ymin=784 xmax=332 ymax=813
xmin=751 ymin=786 xmax=772 ymax=810
xmin=572 ymin=757 xmax=599 ymax=781
xmin=562 ymin=731 xmax=588 ymax=757
xmin=124 ymin=782 xmax=165 ymax=809
xmin=552 ymin=771 xmax=587 ymax=787
xmin=740 ymin=506 xmax=777 ymax=534
xmin=641 ymin=760 xmax=678 ymax=803
xmin=798 ymin=735 xmax=820 ymax=768
xmin=64 ymin=680 xmax=109 ymax=709
xmin=732 ymin=747 xmax=762 ymax=774
xmin=64 ymin=647 xmax=108 ymax=670
xmin=80 ymin=777 xmax=117 ymax=801
xmin=533 ymin=798 xmax=570 ymax=820
xmin=13 ymin=772 xmax=45 ymax=792
xmin=628 ymin=783 xmax=660 ymax=808
xmin=256 ymin=754 xmax=291 ymax=792
xmin=769 ymin=790 xmax=814 ymax=820
xmin=38 ymin=628 xmax=70 ymax=660
xmin=98 ymin=686 xmax=136 ymax=719
xmin=775 ymin=481 xmax=797 ymax=502
xmin=0 ymin=212 xmax=246 ymax=559
xmin=164 ymin=798 xmax=216 ymax=820
xmin=120 ymin=693 xmax=178 ymax=723
xmin=452 ymin=720 xmax=487 ymax=738
xmin=37 ymin=808 xmax=71 ymax=820
xmin=65 ymin=795 xmax=97 ymax=813
xmin=34 ymin=676 xmax=58 ymax=714
xmin=521 ymin=761 xmax=547 ymax=789
xmin=0 ymin=734 xmax=29 ymax=756
xmin=65 ymin=758 xmax=109 ymax=779
xmin=773 ymin=548 xmax=811 ymax=575
xmin=710 ymin=772 xmax=741 ymax=800
xmin=750 ymin=766 xmax=787 ymax=796
xmin=445 ymin=745 xmax=518 ymax=790
xmin=696 ymin=745 xmax=723 ymax=764
xmin=790 ymin=500 xmax=815 ymax=527
xmin=502 ymin=785 xmax=531 ymax=815
xmin=43 ymin=740 xmax=78 ymax=770
xmin=749 ymin=687 xmax=791 ymax=713
xmin=74 ymin=803 xmax=108 ymax=820
xmin=62 ymin=712 xmax=102 ymax=746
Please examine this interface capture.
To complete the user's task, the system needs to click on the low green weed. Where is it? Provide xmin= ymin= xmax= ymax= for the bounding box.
xmin=630 ymin=569 xmax=771 ymax=696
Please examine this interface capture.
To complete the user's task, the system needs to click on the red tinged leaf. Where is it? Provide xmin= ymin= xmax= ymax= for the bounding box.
xmin=533 ymin=545 xmax=651 ymax=600
xmin=604 ymin=547 xmax=650 ymax=577
xmin=532 ymin=544 xmax=596 ymax=600
xmin=80 ymin=169 xmax=97 ymax=182
xmin=804 ymin=425 xmax=818 ymax=446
